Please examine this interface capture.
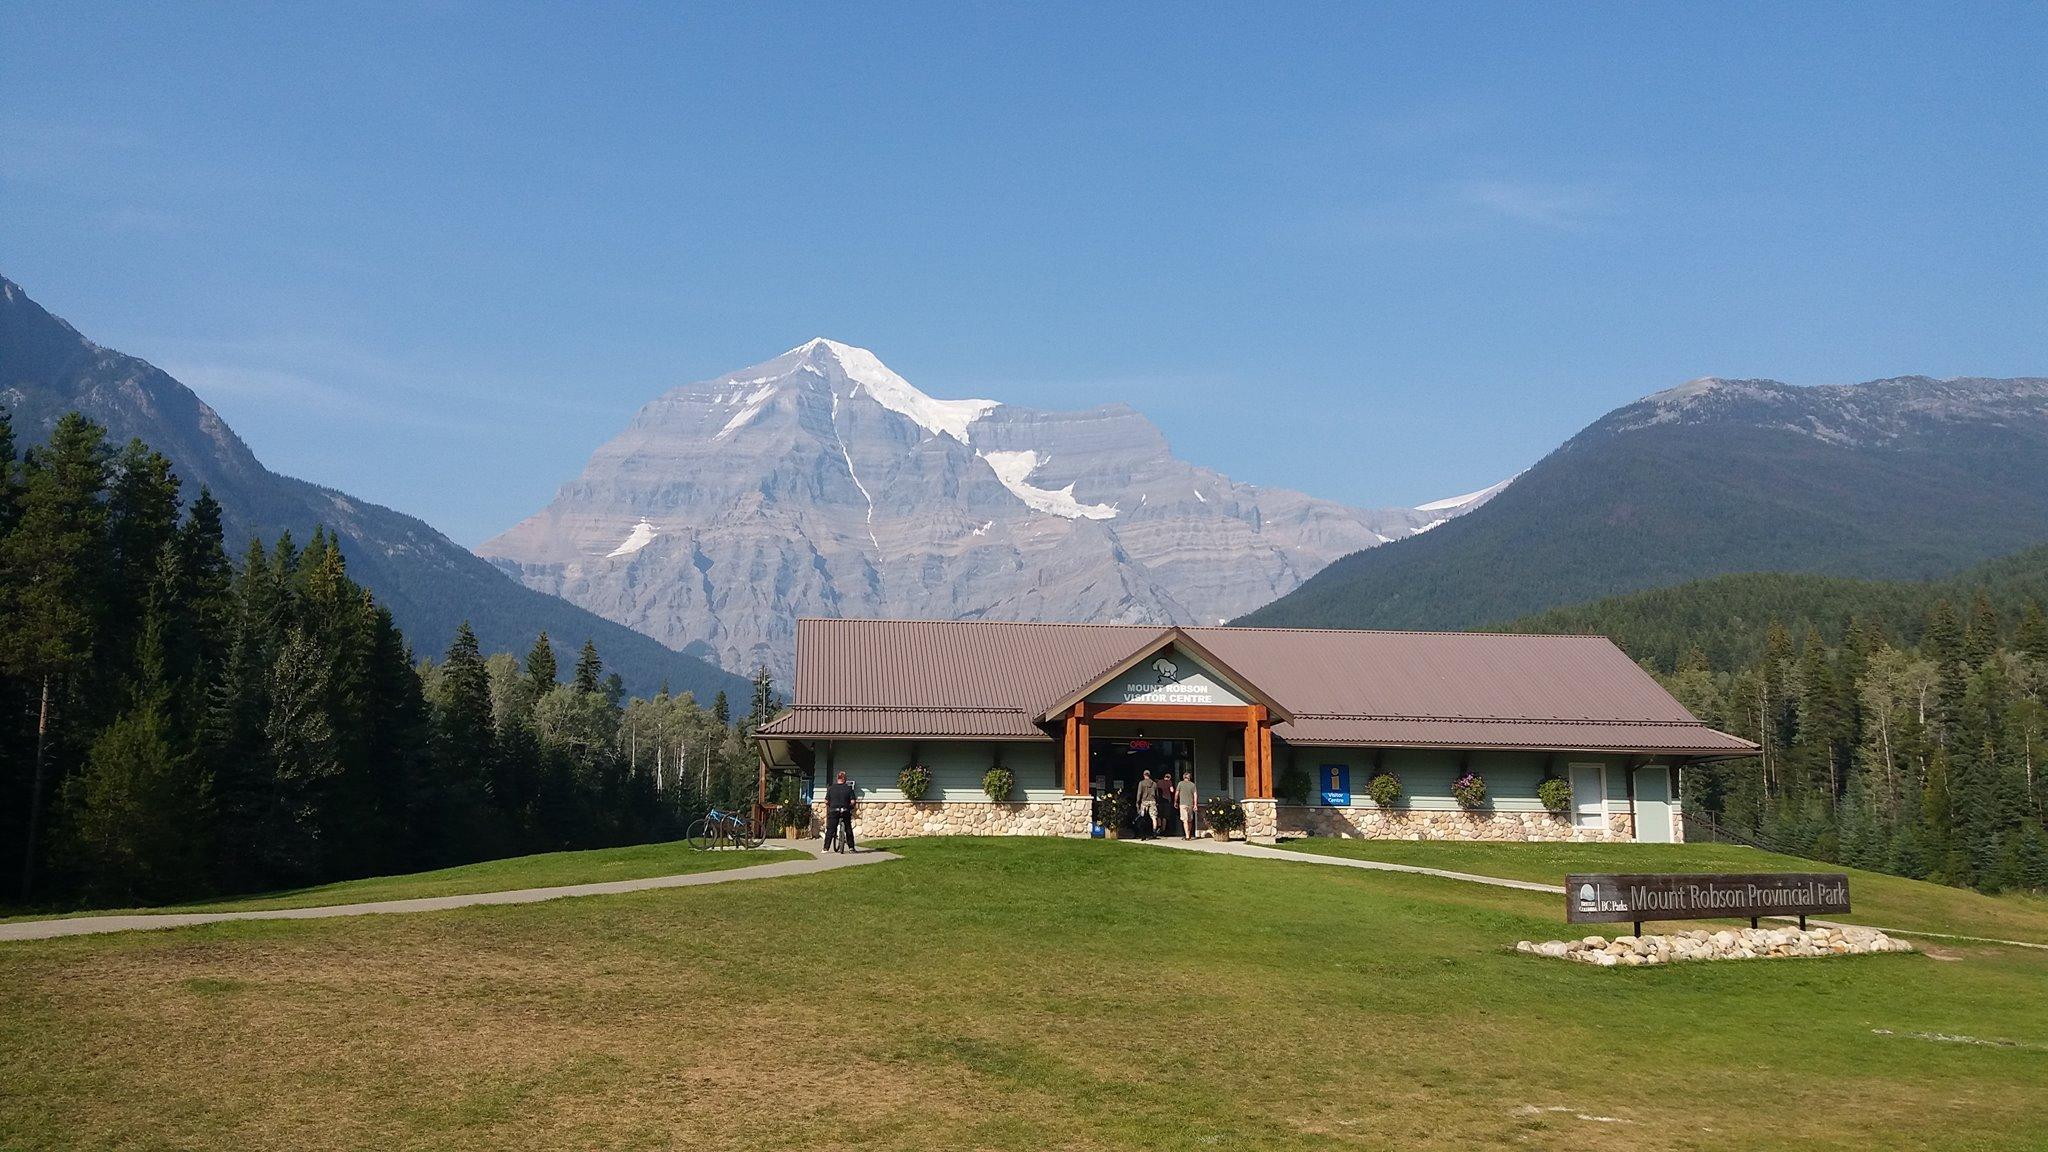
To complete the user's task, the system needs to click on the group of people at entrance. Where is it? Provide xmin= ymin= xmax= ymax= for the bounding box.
xmin=1131 ymin=768 xmax=1198 ymax=839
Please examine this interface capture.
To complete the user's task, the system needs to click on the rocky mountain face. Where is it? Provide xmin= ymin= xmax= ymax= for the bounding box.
xmin=0 ymin=274 xmax=749 ymax=702
xmin=1241 ymin=374 xmax=2048 ymax=632
xmin=481 ymin=339 xmax=1500 ymax=679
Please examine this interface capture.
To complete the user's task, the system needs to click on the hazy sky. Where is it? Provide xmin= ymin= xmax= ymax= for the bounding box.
xmin=4 ymin=2 xmax=2043 ymax=545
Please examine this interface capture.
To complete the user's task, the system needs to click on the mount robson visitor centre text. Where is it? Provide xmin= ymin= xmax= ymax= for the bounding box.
xmin=755 ymin=619 xmax=1756 ymax=842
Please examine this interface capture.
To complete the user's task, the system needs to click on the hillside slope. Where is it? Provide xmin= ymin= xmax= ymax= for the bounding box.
xmin=1240 ymin=374 xmax=2048 ymax=631
xmin=1502 ymin=542 xmax=2048 ymax=670
xmin=0 ymin=274 xmax=748 ymax=701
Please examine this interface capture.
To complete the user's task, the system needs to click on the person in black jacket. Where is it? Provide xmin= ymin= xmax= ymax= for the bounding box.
xmin=824 ymin=771 xmax=857 ymax=854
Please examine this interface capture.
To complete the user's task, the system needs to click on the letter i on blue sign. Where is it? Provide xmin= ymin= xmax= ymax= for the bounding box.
xmin=1321 ymin=764 xmax=1350 ymax=806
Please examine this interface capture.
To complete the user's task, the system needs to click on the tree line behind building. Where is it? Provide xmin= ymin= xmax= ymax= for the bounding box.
xmin=1547 ymin=580 xmax=2048 ymax=893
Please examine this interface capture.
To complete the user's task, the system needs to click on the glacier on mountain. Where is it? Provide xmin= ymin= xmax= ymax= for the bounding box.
xmin=981 ymin=449 xmax=1118 ymax=520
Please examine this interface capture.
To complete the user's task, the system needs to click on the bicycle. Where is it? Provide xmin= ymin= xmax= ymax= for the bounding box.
xmin=686 ymin=807 xmax=765 ymax=851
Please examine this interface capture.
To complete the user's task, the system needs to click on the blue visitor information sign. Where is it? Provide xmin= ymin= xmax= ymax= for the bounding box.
xmin=1320 ymin=763 xmax=1350 ymax=806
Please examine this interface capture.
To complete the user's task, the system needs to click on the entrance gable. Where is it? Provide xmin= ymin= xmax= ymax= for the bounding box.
xmin=1085 ymin=644 xmax=1250 ymax=708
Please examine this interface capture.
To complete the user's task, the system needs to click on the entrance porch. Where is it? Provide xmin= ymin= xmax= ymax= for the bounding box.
xmin=1061 ymin=701 xmax=1280 ymax=839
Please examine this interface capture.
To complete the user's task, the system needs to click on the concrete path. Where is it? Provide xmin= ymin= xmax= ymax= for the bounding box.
xmin=1133 ymin=835 xmax=1565 ymax=893
xmin=1134 ymin=836 xmax=2048 ymax=950
xmin=0 ymin=840 xmax=895 ymax=943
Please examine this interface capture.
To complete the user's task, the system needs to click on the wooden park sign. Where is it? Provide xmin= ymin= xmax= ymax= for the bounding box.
xmin=1566 ymin=872 xmax=1850 ymax=933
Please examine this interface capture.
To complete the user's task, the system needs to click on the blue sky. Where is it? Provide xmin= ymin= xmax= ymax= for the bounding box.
xmin=4 ymin=2 xmax=2043 ymax=545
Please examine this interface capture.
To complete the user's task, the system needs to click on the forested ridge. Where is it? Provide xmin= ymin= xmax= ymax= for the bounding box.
xmin=0 ymin=409 xmax=774 ymax=910
xmin=1505 ymin=543 xmax=2048 ymax=669
xmin=1242 ymin=376 xmax=2048 ymax=632
xmin=1611 ymin=580 xmax=2048 ymax=892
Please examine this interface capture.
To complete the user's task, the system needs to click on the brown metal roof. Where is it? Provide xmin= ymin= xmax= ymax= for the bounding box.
xmin=757 ymin=706 xmax=1049 ymax=740
xmin=772 ymin=618 xmax=1755 ymax=755
xmin=1275 ymin=717 xmax=1756 ymax=755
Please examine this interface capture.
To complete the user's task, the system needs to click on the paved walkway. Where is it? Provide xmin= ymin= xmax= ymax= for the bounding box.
xmin=1134 ymin=836 xmax=2048 ymax=950
xmin=1134 ymin=835 xmax=1565 ymax=893
xmin=0 ymin=840 xmax=895 ymax=943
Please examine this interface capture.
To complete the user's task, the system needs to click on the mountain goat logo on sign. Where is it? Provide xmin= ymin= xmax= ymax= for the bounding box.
xmin=1150 ymin=656 xmax=1179 ymax=682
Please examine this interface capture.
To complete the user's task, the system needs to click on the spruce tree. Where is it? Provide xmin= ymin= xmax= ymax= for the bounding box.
xmin=2019 ymin=605 xmax=2048 ymax=664
xmin=0 ymin=407 xmax=21 ymax=536
xmin=429 ymin=622 xmax=497 ymax=865
xmin=747 ymin=665 xmax=776 ymax=731
xmin=60 ymin=691 xmax=211 ymax=904
xmin=1 ymin=412 xmax=113 ymax=900
xmin=170 ymin=490 xmax=234 ymax=733
xmin=359 ymin=604 xmax=433 ymax=874
xmin=202 ymin=538 xmax=282 ymax=891
xmin=1961 ymin=590 xmax=1999 ymax=670
xmin=103 ymin=441 xmax=182 ymax=677
xmin=574 ymin=639 xmax=603 ymax=695
xmin=259 ymin=625 xmax=342 ymax=884
xmin=525 ymin=631 xmax=558 ymax=692
xmin=58 ymin=581 xmax=213 ymax=904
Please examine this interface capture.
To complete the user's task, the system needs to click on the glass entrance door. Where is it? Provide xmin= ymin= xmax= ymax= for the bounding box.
xmin=1091 ymin=737 xmax=1195 ymax=835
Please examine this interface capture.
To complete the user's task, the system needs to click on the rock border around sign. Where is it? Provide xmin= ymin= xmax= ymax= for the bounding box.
xmin=1517 ymin=925 xmax=1913 ymax=966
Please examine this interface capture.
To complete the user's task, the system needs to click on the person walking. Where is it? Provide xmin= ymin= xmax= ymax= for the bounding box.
xmin=1178 ymin=768 xmax=1199 ymax=840
xmin=1136 ymin=770 xmax=1159 ymax=839
xmin=824 ymin=771 xmax=857 ymax=854
xmin=1157 ymin=771 xmax=1178 ymax=837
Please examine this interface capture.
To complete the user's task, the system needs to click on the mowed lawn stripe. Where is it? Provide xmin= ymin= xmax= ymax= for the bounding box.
xmin=1 ymin=838 xmax=2042 ymax=1151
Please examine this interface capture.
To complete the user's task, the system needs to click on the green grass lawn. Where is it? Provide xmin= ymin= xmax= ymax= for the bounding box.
xmin=1273 ymin=838 xmax=2048 ymax=944
xmin=2 ymin=837 xmax=2044 ymax=1150
xmin=4 ymin=840 xmax=806 ymax=921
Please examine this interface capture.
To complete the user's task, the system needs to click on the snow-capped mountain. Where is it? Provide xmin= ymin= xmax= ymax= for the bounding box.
xmin=480 ymin=339 xmax=1507 ymax=679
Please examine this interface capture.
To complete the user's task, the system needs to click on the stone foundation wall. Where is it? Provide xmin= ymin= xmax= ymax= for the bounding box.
xmin=845 ymin=797 xmax=1092 ymax=838
xmin=832 ymin=797 xmax=1667 ymax=843
xmin=1241 ymin=799 xmax=1278 ymax=843
xmin=1278 ymin=805 xmax=1631 ymax=842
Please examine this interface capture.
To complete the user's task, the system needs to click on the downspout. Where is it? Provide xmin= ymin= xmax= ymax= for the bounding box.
xmin=1625 ymin=758 xmax=1639 ymax=842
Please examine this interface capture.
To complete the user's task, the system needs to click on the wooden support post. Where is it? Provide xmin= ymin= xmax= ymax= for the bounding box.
xmin=1076 ymin=702 xmax=1092 ymax=795
xmin=1063 ymin=709 xmax=1080 ymax=794
xmin=1259 ymin=712 xmax=1274 ymax=798
xmin=1243 ymin=705 xmax=1273 ymax=799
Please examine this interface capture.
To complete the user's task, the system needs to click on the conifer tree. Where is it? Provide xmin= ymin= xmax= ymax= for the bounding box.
xmin=103 ymin=441 xmax=182 ymax=679
xmin=429 ymin=622 xmax=497 ymax=864
xmin=525 ymin=631 xmax=558 ymax=692
xmin=747 ymin=665 xmax=776 ymax=731
xmin=202 ymin=537 xmax=282 ymax=887
xmin=2 ymin=413 xmax=112 ymax=900
xmin=259 ymin=625 xmax=342 ymax=884
xmin=574 ymin=639 xmax=603 ymax=695
xmin=58 ymin=577 xmax=213 ymax=903
xmin=2019 ymin=605 xmax=2048 ymax=664
xmin=0 ymin=407 xmax=21 ymax=537
xmin=1962 ymin=591 xmax=1999 ymax=670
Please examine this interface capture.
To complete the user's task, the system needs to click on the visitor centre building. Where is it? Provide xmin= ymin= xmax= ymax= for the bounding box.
xmin=755 ymin=619 xmax=1756 ymax=843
